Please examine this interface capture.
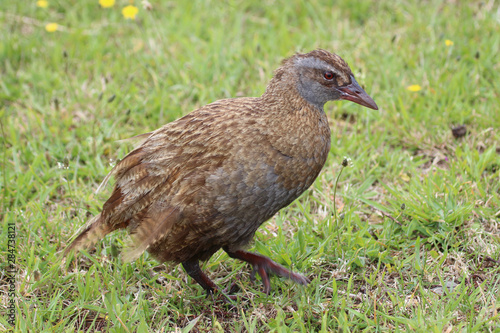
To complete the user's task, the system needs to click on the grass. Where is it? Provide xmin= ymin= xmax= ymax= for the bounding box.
xmin=1 ymin=0 xmax=499 ymax=331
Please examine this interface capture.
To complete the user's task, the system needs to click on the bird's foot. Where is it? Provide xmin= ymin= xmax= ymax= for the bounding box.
xmin=225 ymin=250 xmax=309 ymax=295
xmin=182 ymin=260 xmax=237 ymax=304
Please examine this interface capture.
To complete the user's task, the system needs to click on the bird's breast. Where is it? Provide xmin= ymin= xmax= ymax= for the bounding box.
xmin=203 ymin=106 xmax=331 ymax=219
xmin=266 ymin=107 xmax=331 ymax=191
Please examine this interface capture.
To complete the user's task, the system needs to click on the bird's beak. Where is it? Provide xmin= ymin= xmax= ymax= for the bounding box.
xmin=336 ymin=75 xmax=378 ymax=110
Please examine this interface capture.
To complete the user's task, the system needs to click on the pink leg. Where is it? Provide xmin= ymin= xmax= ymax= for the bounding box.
xmin=224 ymin=249 xmax=310 ymax=294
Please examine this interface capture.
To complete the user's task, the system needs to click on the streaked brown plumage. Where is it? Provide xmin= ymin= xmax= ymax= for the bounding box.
xmin=65 ymin=49 xmax=378 ymax=297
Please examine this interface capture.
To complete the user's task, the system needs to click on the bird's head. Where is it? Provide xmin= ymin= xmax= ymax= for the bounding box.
xmin=269 ymin=49 xmax=378 ymax=111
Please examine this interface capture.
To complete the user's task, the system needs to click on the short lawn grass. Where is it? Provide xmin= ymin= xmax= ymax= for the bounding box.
xmin=1 ymin=0 xmax=499 ymax=331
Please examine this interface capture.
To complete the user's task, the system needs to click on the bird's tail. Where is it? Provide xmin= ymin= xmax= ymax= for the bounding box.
xmin=64 ymin=214 xmax=111 ymax=256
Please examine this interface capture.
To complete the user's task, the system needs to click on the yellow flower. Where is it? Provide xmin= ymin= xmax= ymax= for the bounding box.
xmin=122 ymin=5 xmax=139 ymax=19
xmin=99 ymin=0 xmax=115 ymax=8
xmin=406 ymin=84 xmax=422 ymax=92
xmin=45 ymin=23 xmax=58 ymax=32
xmin=445 ymin=39 xmax=454 ymax=47
xmin=36 ymin=0 xmax=48 ymax=8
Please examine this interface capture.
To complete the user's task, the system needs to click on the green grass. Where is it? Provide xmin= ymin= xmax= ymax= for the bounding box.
xmin=2 ymin=0 xmax=500 ymax=331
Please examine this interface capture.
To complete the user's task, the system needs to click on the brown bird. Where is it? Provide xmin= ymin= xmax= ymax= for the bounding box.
xmin=65 ymin=49 xmax=378 ymax=297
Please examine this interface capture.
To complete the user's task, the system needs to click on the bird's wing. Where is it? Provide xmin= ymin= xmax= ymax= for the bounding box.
xmin=121 ymin=205 xmax=181 ymax=262
xmin=99 ymin=106 xmax=240 ymax=258
xmin=96 ymin=132 xmax=153 ymax=194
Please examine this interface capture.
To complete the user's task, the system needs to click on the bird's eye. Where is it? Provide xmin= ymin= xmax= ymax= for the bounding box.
xmin=323 ymin=71 xmax=335 ymax=80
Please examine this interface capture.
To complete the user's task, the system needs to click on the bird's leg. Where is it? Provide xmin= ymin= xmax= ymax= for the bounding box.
xmin=224 ymin=249 xmax=310 ymax=295
xmin=181 ymin=260 xmax=237 ymax=302
xmin=182 ymin=260 xmax=218 ymax=296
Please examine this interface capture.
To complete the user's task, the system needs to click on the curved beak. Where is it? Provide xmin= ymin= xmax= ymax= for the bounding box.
xmin=337 ymin=75 xmax=378 ymax=110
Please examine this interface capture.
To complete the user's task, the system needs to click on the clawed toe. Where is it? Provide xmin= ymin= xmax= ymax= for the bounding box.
xmin=288 ymin=271 xmax=310 ymax=285
xmin=251 ymin=262 xmax=309 ymax=294
xmin=250 ymin=267 xmax=257 ymax=282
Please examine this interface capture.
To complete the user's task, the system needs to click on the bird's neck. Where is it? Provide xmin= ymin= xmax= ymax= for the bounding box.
xmin=256 ymin=78 xmax=331 ymax=165
xmin=261 ymin=77 xmax=325 ymax=115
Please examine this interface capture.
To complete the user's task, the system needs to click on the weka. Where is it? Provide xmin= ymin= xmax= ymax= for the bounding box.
xmin=65 ymin=49 xmax=378 ymax=296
